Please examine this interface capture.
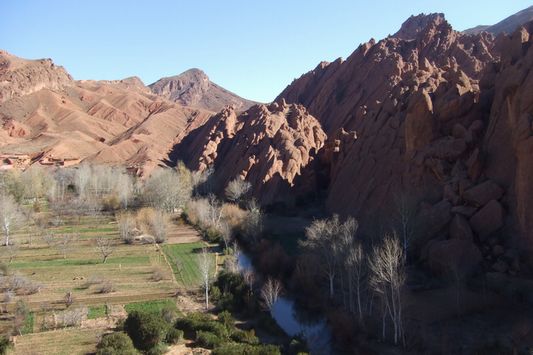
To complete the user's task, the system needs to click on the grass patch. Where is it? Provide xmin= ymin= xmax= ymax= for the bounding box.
xmin=87 ymin=305 xmax=107 ymax=319
xmin=162 ymin=242 xmax=213 ymax=287
xmin=125 ymin=299 xmax=177 ymax=315
xmin=21 ymin=312 xmax=34 ymax=335
xmin=11 ymin=255 xmax=150 ymax=269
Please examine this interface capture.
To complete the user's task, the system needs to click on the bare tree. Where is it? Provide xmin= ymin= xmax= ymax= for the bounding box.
xmin=242 ymin=199 xmax=263 ymax=242
xmin=219 ymin=221 xmax=232 ymax=250
xmin=0 ymin=193 xmax=23 ymax=246
xmin=393 ymin=193 xmax=417 ymax=255
xmin=64 ymin=291 xmax=74 ymax=308
xmin=260 ymin=278 xmax=282 ymax=311
xmin=346 ymin=243 xmax=365 ymax=321
xmin=369 ymin=233 xmax=406 ymax=345
xmin=198 ymin=247 xmax=214 ymax=310
xmin=116 ymin=171 xmax=134 ymax=210
xmin=150 ymin=210 xmax=168 ymax=244
xmin=117 ymin=213 xmax=135 ymax=244
xmin=95 ymin=237 xmax=115 ymax=263
xmin=75 ymin=163 xmax=91 ymax=199
xmin=55 ymin=233 xmax=77 ymax=259
xmin=225 ymin=178 xmax=251 ymax=203
xmin=143 ymin=168 xmax=192 ymax=213
xmin=303 ymin=216 xmax=341 ymax=298
xmin=243 ymin=270 xmax=255 ymax=296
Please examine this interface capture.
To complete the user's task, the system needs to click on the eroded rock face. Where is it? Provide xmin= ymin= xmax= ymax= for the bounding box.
xmin=149 ymin=69 xmax=257 ymax=112
xmin=175 ymin=101 xmax=326 ymax=204
xmin=0 ymin=50 xmax=73 ymax=103
xmin=278 ymin=13 xmax=497 ymax=227
xmin=273 ymin=14 xmax=533 ymax=260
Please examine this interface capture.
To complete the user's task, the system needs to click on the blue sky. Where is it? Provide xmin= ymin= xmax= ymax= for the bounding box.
xmin=0 ymin=1 xmax=529 ymax=102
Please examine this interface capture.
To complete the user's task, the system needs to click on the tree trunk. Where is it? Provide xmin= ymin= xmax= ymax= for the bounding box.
xmin=205 ymin=283 xmax=209 ymax=310
xmin=328 ymin=274 xmax=335 ymax=298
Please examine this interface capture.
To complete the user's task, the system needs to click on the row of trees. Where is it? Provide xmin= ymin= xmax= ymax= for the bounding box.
xmin=302 ymin=216 xmax=406 ymax=345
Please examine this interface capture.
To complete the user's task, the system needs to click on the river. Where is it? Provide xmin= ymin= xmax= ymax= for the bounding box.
xmin=236 ymin=252 xmax=332 ymax=354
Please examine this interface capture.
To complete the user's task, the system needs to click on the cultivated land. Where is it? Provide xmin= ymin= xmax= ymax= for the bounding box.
xmin=1 ymin=212 xmax=212 ymax=354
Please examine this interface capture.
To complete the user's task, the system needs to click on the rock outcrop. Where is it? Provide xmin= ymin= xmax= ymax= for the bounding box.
xmin=149 ymin=69 xmax=257 ymax=112
xmin=0 ymin=50 xmax=73 ymax=103
xmin=275 ymin=14 xmax=533 ymax=265
xmin=174 ymin=101 xmax=326 ymax=204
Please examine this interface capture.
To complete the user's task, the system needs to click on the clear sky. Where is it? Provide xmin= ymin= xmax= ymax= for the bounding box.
xmin=0 ymin=1 xmax=529 ymax=102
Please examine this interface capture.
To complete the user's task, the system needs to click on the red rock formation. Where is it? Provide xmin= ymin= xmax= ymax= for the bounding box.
xmin=175 ymin=101 xmax=326 ymax=204
xmin=274 ymin=14 xmax=533 ymax=261
xmin=149 ymin=68 xmax=257 ymax=112
xmin=0 ymin=50 xmax=72 ymax=103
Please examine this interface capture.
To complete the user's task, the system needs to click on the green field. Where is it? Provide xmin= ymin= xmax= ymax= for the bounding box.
xmin=1 ymin=212 xmax=215 ymax=354
xmin=124 ymin=299 xmax=178 ymax=315
xmin=162 ymin=242 xmax=215 ymax=288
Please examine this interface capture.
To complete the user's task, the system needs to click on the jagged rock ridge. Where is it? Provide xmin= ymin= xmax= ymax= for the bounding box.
xmin=174 ymin=100 xmax=326 ymax=204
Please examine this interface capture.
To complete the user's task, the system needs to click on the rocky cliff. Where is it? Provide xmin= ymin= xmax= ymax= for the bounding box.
xmin=274 ymin=14 xmax=533 ymax=267
xmin=174 ymin=101 xmax=326 ymax=204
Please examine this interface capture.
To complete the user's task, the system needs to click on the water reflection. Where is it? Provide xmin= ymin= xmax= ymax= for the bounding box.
xmin=236 ymin=251 xmax=332 ymax=354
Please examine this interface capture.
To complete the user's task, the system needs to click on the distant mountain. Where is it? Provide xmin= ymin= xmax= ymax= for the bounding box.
xmin=463 ymin=5 xmax=533 ymax=35
xmin=149 ymin=69 xmax=257 ymax=112
xmin=0 ymin=51 xmax=212 ymax=176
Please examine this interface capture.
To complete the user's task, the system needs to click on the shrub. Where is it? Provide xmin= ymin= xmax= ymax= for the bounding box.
xmin=230 ymin=329 xmax=259 ymax=345
xmin=0 ymin=336 xmax=12 ymax=355
xmin=196 ymin=330 xmax=224 ymax=349
xmin=96 ymin=332 xmax=138 ymax=355
xmin=151 ymin=267 xmax=166 ymax=282
xmin=217 ymin=310 xmax=234 ymax=330
xmin=102 ymin=194 xmax=121 ymax=211
xmin=204 ymin=227 xmax=222 ymax=243
xmin=165 ymin=328 xmax=183 ymax=344
xmin=160 ymin=305 xmax=178 ymax=324
xmin=212 ymin=343 xmax=281 ymax=355
xmin=98 ymin=280 xmax=115 ymax=294
xmin=175 ymin=313 xmax=228 ymax=338
xmin=210 ymin=286 xmax=222 ymax=302
xmin=124 ymin=311 xmax=168 ymax=351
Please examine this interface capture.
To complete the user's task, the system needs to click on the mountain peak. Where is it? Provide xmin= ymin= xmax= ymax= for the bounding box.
xmin=393 ymin=13 xmax=447 ymax=40
xmin=149 ymin=68 xmax=257 ymax=112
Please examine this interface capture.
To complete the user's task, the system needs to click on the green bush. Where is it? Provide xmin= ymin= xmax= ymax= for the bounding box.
xmin=230 ymin=329 xmax=259 ymax=345
xmin=124 ymin=311 xmax=168 ymax=351
xmin=0 ymin=336 xmax=12 ymax=355
xmin=217 ymin=310 xmax=234 ymax=329
xmin=96 ymin=332 xmax=138 ymax=355
xmin=203 ymin=227 xmax=222 ymax=243
xmin=210 ymin=285 xmax=222 ymax=302
xmin=175 ymin=313 xmax=228 ymax=338
xmin=196 ymin=330 xmax=224 ymax=349
xmin=212 ymin=343 xmax=281 ymax=355
xmin=165 ymin=328 xmax=183 ymax=344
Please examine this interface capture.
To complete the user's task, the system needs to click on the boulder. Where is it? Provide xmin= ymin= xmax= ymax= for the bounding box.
xmin=426 ymin=239 xmax=482 ymax=277
xmin=463 ymin=180 xmax=504 ymax=207
xmin=415 ymin=200 xmax=452 ymax=249
xmin=469 ymin=200 xmax=504 ymax=240
xmin=449 ymin=214 xmax=474 ymax=241
xmin=451 ymin=205 xmax=478 ymax=217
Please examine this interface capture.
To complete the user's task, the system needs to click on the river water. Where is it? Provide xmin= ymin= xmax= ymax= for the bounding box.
xmin=237 ymin=252 xmax=332 ymax=354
